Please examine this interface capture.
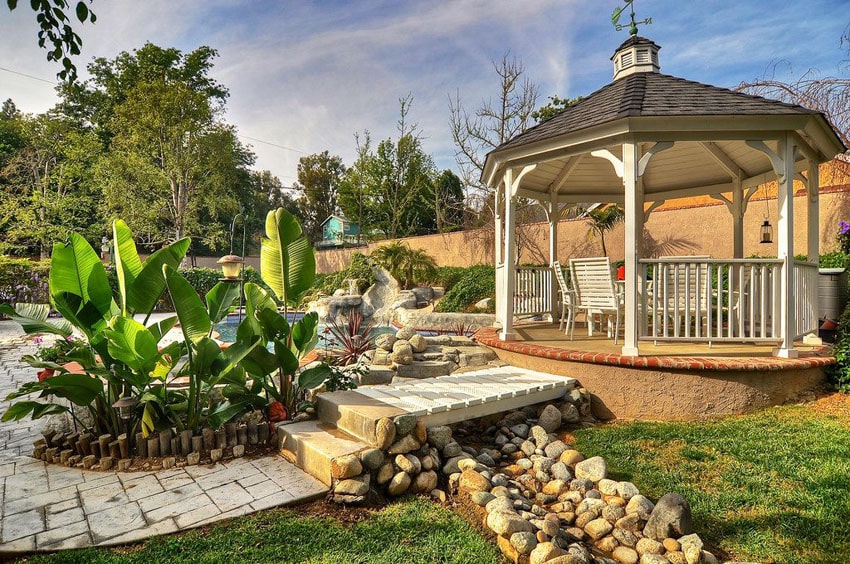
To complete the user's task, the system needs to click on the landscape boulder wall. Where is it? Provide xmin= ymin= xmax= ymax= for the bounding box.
xmin=327 ymin=389 xmax=722 ymax=564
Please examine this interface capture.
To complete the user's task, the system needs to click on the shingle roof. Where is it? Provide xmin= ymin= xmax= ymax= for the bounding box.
xmin=496 ymin=72 xmax=821 ymax=152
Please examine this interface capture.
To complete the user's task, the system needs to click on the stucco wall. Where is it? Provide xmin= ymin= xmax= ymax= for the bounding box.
xmin=489 ymin=347 xmax=826 ymax=421
xmin=313 ymin=185 xmax=850 ymax=273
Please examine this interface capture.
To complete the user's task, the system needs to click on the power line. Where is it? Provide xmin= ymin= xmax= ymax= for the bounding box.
xmin=237 ymin=134 xmax=307 ymax=155
xmin=0 ymin=66 xmax=56 ymax=85
xmin=0 ymin=65 xmax=311 ymax=158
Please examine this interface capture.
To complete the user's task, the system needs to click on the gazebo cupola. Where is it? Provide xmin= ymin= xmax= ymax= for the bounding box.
xmin=612 ymin=36 xmax=660 ymax=80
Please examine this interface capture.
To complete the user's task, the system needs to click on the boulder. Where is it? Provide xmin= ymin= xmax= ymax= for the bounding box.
xmin=612 ymin=546 xmax=639 ymax=564
xmin=625 ymin=495 xmax=655 ymax=520
xmin=510 ymin=531 xmax=538 ymax=555
xmin=459 ymin=469 xmax=491 ymax=493
xmin=643 ymin=493 xmax=693 ymax=541
xmin=375 ymin=334 xmax=397 ymax=351
xmin=575 ymin=456 xmax=607 ymax=482
xmin=391 ymin=341 xmax=414 ymax=365
xmin=559 ymin=402 xmax=581 ymax=424
xmin=529 ymin=541 xmax=566 ymax=564
xmin=396 ymin=326 xmax=417 ymax=341
xmin=677 ymin=533 xmax=703 ymax=564
xmin=583 ymin=517 xmax=613 ymax=540
xmin=426 ymin=425 xmax=453 ymax=449
xmin=538 ymin=404 xmax=562 ymax=433
xmin=408 ymin=333 xmax=428 ymax=353
xmin=387 ymin=434 xmax=420 ymax=454
xmin=559 ymin=449 xmax=585 ymax=466
xmin=359 ymin=448 xmax=385 ymax=470
xmin=487 ymin=510 xmax=534 ymax=537
xmin=393 ymin=413 xmax=417 ymax=437
xmin=373 ymin=417 xmax=396 ymax=449
xmin=387 ymin=472 xmax=412 ymax=496
xmin=330 ymin=454 xmax=363 ymax=479
xmin=411 ymin=470 xmax=438 ymax=494
xmin=334 ymin=475 xmax=370 ymax=497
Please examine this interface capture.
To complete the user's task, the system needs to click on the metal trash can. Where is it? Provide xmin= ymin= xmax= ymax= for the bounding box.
xmin=818 ymin=268 xmax=847 ymax=342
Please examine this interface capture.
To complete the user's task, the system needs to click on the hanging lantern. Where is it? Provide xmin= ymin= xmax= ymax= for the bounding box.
xmin=217 ymin=254 xmax=244 ymax=280
xmin=760 ymin=219 xmax=773 ymax=244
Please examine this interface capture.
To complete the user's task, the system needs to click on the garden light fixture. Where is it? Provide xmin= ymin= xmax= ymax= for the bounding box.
xmin=217 ymin=254 xmax=244 ymax=280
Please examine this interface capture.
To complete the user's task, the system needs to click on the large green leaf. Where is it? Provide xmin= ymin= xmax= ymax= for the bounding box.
xmin=0 ymin=303 xmax=72 ymax=337
xmin=206 ymin=399 xmax=255 ymax=429
xmin=49 ymin=233 xmax=114 ymax=338
xmin=297 ymin=363 xmax=332 ymax=390
xmin=163 ymin=265 xmax=211 ymax=344
xmin=260 ymin=208 xmax=316 ymax=306
xmin=206 ymin=282 xmax=240 ymax=324
xmin=127 ymin=237 xmax=190 ymax=316
xmin=148 ymin=316 xmax=178 ymax=343
xmin=209 ymin=338 xmax=260 ymax=386
xmin=292 ymin=312 xmax=319 ymax=353
xmin=104 ymin=316 xmax=158 ymax=374
xmin=112 ymin=219 xmax=143 ymax=314
xmin=192 ymin=337 xmax=222 ymax=377
xmin=39 ymin=372 xmax=104 ymax=406
xmin=2 ymin=401 xmax=69 ymax=422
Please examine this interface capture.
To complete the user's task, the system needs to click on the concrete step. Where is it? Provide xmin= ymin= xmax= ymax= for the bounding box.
xmin=317 ymin=390 xmax=407 ymax=445
xmin=277 ymin=420 xmax=367 ymax=486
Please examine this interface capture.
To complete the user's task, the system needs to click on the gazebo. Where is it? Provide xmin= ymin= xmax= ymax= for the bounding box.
xmin=483 ymin=36 xmax=845 ymax=358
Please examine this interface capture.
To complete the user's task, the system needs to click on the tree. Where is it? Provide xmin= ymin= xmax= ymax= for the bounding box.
xmin=293 ymin=151 xmax=346 ymax=243
xmin=429 ymin=169 xmax=465 ymax=232
xmin=6 ymin=0 xmax=97 ymax=81
xmin=370 ymin=242 xmax=437 ymax=289
xmin=0 ymin=111 xmax=102 ymax=257
xmin=736 ymin=29 xmax=850 ymax=180
xmin=531 ymin=95 xmax=585 ymax=123
xmin=339 ymin=96 xmax=437 ymax=239
xmin=586 ymin=205 xmax=624 ymax=257
xmin=237 ymin=170 xmax=298 ymax=253
xmin=449 ymin=53 xmax=539 ymax=208
xmin=74 ymin=44 xmax=253 ymax=251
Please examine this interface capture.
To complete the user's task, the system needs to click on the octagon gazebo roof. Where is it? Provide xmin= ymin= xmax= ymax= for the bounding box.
xmin=482 ymin=37 xmax=845 ymax=205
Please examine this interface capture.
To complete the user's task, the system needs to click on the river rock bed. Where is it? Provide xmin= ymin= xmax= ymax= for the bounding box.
xmin=328 ymin=388 xmax=726 ymax=564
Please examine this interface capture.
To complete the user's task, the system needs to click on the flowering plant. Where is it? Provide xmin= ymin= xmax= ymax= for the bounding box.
xmin=839 ymin=220 xmax=850 ymax=254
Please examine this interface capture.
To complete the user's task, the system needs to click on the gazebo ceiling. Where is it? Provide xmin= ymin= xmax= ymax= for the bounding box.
xmin=482 ymin=37 xmax=846 ymax=203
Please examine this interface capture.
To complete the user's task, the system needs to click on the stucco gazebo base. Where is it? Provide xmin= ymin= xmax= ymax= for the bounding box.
xmin=474 ymin=325 xmax=832 ymax=420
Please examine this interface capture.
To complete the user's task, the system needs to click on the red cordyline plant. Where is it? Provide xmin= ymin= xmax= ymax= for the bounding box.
xmin=326 ymin=309 xmax=376 ymax=366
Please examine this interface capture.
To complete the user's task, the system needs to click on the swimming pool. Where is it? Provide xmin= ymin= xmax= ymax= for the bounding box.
xmin=212 ymin=313 xmax=396 ymax=348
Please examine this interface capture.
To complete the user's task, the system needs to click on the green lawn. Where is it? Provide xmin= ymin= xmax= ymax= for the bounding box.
xmin=18 ymin=403 xmax=850 ymax=564
xmin=20 ymin=497 xmax=503 ymax=564
xmin=573 ymin=402 xmax=850 ymax=564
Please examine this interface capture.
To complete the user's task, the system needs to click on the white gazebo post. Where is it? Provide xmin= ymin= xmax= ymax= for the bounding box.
xmin=622 ymin=140 xmax=642 ymax=356
xmin=807 ymin=160 xmax=820 ymax=262
xmin=548 ymin=195 xmax=559 ymax=321
xmin=776 ymin=134 xmax=797 ymax=358
xmin=732 ymin=177 xmax=745 ymax=258
xmin=498 ymin=168 xmax=517 ymax=340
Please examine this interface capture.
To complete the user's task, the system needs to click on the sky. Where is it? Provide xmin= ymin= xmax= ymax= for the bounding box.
xmin=1 ymin=0 xmax=848 ymax=187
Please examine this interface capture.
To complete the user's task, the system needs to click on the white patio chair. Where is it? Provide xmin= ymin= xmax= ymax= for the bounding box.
xmin=569 ymin=257 xmax=624 ymax=344
xmin=552 ymin=261 xmax=575 ymax=335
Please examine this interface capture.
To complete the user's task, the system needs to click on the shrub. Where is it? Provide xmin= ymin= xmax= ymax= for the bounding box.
xmin=430 ymin=266 xmax=467 ymax=290
xmin=820 ymin=252 xmax=849 ymax=269
xmin=312 ymin=253 xmax=375 ymax=297
xmin=371 ymin=243 xmax=437 ymax=289
xmin=0 ymin=257 xmax=50 ymax=307
xmin=435 ymin=265 xmax=495 ymax=313
xmin=827 ymin=299 xmax=850 ymax=392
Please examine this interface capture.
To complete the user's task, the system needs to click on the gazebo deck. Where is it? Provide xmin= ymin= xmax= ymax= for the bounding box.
xmin=475 ymin=323 xmax=834 ymax=372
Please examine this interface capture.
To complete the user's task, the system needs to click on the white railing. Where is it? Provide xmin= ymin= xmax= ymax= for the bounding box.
xmin=514 ymin=267 xmax=554 ymax=316
xmin=794 ymin=261 xmax=819 ymax=338
xmin=641 ymin=258 xmax=786 ymax=343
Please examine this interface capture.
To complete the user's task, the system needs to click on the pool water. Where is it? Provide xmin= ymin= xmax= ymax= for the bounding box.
xmin=212 ymin=314 xmax=396 ymax=348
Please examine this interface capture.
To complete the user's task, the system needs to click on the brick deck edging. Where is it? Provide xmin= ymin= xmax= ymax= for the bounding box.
xmin=473 ymin=327 xmax=835 ymax=372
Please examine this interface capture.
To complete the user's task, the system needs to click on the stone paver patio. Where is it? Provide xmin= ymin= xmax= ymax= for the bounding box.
xmin=0 ymin=322 xmax=328 ymax=554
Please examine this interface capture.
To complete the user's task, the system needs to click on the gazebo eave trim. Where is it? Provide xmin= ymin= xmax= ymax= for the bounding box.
xmin=483 ymin=114 xmax=842 ymax=189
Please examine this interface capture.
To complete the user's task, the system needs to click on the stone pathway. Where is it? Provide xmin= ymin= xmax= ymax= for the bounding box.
xmin=0 ymin=322 xmax=328 ymax=555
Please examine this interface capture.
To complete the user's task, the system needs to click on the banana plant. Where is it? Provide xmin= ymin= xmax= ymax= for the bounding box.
xmin=161 ymin=264 xmax=262 ymax=432
xmin=237 ymin=208 xmax=331 ymax=417
xmin=2 ymin=222 xmax=191 ymax=436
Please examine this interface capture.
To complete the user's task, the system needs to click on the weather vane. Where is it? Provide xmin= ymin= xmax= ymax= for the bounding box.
xmin=611 ymin=0 xmax=652 ymax=36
